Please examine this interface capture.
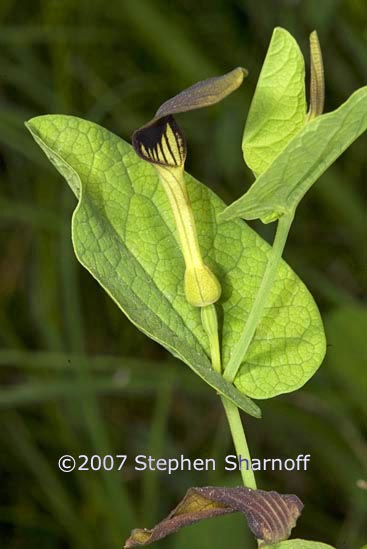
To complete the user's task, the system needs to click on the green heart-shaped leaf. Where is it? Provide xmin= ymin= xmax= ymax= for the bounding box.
xmin=222 ymin=86 xmax=367 ymax=223
xmin=243 ymin=27 xmax=306 ymax=177
xmin=26 ymin=115 xmax=325 ymax=401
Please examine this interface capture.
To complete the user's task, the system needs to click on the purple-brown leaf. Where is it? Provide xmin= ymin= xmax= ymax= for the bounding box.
xmin=124 ymin=486 xmax=303 ymax=547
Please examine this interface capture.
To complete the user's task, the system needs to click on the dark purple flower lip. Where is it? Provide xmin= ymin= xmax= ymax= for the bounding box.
xmin=132 ymin=67 xmax=248 ymax=168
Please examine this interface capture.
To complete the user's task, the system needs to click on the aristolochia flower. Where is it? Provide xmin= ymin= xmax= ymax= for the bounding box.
xmin=132 ymin=67 xmax=247 ymax=307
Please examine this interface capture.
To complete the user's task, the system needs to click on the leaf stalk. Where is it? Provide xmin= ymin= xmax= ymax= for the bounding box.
xmin=223 ymin=212 xmax=294 ymax=384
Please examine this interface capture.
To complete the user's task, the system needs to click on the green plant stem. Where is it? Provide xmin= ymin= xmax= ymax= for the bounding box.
xmin=223 ymin=212 xmax=294 ymax=384
xmin=201 ymin=304 xmax=257 ymax=489
xmin=201 ymin=305 xmax=221 ymax=373
xmin=220 ymin=397 xmax=257 ymax=489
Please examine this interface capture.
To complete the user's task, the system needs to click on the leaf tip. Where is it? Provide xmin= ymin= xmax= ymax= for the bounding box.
xmin=24 ymin=118 xmax=37 ymax=135
xmin=272 ymin=26 xmax=298 ymax=43
xmin=253 ymin=405 xmax=262 ymax=419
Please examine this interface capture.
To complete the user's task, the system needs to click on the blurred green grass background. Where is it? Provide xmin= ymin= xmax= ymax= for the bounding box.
xmin=0 ymin=0 xmax=366 ymax=548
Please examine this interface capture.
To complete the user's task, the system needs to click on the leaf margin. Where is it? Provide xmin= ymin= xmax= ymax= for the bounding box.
xmin=221 ymin=86 xmax=367 ymax=224
xmin=25 ymin=116 xmax=261 ymax=418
